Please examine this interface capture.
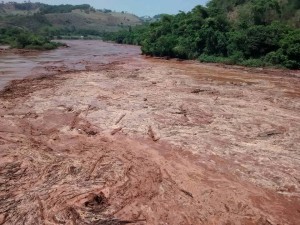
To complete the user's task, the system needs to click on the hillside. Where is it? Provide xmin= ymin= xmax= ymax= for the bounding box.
xmin=0 ymin=2 xmax=142 ymax=34
xmin=44 ymin=10 xmax=141 ymax=33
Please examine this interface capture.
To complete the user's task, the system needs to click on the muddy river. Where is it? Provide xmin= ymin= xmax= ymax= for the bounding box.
xmin=0 ymin=40 xmax=299 ymax=224
xmin=0 ymin=40 xmax=141 ymax=89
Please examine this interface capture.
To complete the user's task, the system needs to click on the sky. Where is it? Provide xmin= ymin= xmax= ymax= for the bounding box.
xmin=6 ymin=0 xmax=209 ymax=16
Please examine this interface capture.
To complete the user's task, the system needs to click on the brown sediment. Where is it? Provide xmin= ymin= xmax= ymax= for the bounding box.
xmin=0 ymin=47 xmax=40 ymax=55
xmin=0 ymin=41 xmax=299 ymax=224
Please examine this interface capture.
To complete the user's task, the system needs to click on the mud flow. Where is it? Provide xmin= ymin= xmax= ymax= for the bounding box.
xmin=0 ymin=40 xmax=299 ymax=225
xmin=0 ymin=40 xmax=140 ymax=89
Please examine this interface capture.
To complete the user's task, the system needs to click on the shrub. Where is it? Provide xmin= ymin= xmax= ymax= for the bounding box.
xmin=239 ymin=58 xmax=266 ymax=67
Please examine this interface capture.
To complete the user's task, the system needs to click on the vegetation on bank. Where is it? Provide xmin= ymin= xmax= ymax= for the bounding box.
xmin=103 ymin=0 xmax=300 ymax=69
xmin=0 ymin=28 xmax=63 ymax=50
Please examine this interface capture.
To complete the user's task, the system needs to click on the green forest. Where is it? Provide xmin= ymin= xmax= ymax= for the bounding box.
xmin=0 ymin=27 xmax=63 ymax=50
xmin=104 ymin=0 xmax=300 ymax=69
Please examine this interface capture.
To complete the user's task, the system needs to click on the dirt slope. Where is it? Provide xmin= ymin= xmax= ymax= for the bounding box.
xmin=0 ymin=46 xmax=299 ymax=224
xmin=45 ymin=10 xmax=142 ymax=32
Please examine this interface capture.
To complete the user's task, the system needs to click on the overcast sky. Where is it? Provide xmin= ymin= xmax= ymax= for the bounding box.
xmin=5 ymin=0 xmax=209 ymax=16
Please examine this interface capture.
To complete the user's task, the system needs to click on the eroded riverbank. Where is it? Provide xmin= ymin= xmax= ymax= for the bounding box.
xmin=0 ymin=41 xmax=299 ymax=224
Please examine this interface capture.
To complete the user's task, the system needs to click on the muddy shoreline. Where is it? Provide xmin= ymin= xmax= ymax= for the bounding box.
xmin=0 ymin=41 xmax=299 ymax=224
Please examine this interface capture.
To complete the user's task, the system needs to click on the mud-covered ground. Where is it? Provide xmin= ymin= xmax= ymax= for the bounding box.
xmin=0 ymin=41 xmax=299 ymax=224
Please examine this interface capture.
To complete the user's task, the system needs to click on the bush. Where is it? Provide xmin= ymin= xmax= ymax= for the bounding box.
xmin=239 ymin=58 xmax=266 ymax=67
xmin=279 ymin=30 xmax=300 ymax=69
xmin=265 ymin=50 xmax=287 ymax=66
xmin=198 ymin=54 xmax=233 ymax=64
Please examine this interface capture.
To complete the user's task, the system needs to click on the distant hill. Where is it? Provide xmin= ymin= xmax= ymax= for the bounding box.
xmin=0 ymin=2 xmax=142 ymax=34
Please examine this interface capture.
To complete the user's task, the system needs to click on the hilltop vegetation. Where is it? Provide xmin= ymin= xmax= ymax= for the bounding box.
xmin=105 ymin=0 xmax=300 ymax=69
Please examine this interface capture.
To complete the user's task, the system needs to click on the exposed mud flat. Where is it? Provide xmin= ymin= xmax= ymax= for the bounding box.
xmin=0 ymin=41 xmax=299 ymax=224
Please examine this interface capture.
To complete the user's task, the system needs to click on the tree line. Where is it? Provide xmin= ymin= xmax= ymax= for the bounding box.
xmin=0 ymin=27 xmax=63 ymax=50
xmin=103 ymin=0 xmax=300 ymax=69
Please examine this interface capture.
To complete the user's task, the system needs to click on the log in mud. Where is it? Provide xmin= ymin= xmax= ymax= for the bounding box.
xmin=0 ymin=41 xmax=299 ymax=225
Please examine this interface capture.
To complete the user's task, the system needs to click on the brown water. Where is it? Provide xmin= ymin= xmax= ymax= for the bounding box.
xmin=1 ymin=39 xmax=300 ymax=225
xmin=0 ymin=40 xmax=141 ymax=90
